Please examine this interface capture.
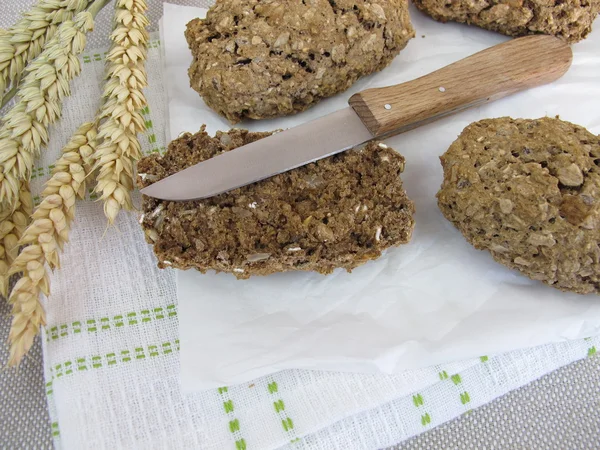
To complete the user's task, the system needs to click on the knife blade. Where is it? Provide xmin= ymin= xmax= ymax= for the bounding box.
xmin=140 ymin=107 xmax=373 ymax=201
xmin=141 ymin=35 xmax=572 ymax=201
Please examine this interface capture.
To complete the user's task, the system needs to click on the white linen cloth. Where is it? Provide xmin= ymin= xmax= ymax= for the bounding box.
xmin=24 ymin=2 xmax=600 ymax=449
xmin=162 ymin=5 xmax=600 ymax=390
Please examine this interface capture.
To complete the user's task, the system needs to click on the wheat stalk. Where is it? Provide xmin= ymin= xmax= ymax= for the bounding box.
xmin=7 ymin=122 xmax=96 ymax=367
xmin=93 ymin=0 xmax=149 ymax=224
xmin=0 ymin=0 xmax=91 ymax=108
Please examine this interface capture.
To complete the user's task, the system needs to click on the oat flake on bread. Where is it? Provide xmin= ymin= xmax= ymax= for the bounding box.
xmin=138 ymin=128 xmax=415 ymax=278
xmin=437 ymin=117 xmax=600 ymax=294
xmin=185 ymin=0 xmax=415 ymax=122
xmin=413 ymin=0 xmax=600 ymax=43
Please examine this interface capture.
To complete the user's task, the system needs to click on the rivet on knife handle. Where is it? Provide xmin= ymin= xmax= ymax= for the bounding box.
xmin=348 ymin=35 xmax=573 ymax=138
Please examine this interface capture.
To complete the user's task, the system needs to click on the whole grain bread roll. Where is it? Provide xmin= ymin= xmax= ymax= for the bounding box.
xmin=437 ymin=117 xmax=600 ymax=294
xmin=185 ymin=0 xmax=414 ymax=123
xmin=413 ymin=0 xmax=600 ymax=43
xmin=137 ymin=128 xmax=415 ymax=278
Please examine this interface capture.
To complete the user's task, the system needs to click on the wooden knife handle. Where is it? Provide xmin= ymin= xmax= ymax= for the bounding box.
xmin=348 ymin=35 xmax=572 ymax=138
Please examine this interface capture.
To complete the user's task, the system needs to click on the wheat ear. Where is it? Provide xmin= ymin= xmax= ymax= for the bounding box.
xmin=94 ymin=0 xmax=149 ymax=224
xmin=7 ymin=122 xmax=96 ymax=367
xmin=0 ymin=9 xmax=98 ymax=209
xmin=0 ymin=0 xmax=91 ymax=108
xmin=0 ymin=4 xmax=103 ymax=297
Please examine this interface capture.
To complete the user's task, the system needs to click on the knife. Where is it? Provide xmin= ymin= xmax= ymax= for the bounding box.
xmin=141 ymin=35 xmax=572 ymax=201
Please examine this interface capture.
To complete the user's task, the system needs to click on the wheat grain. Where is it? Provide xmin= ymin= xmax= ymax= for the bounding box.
xmin=0 ymin=0 xmax=91 ymax=107
xmin=0 ymin=184 xmax=33 ymax=299
xmin=94 ymin=0 xmax=149 ymax=224
xmin=7 ymin=122 xmax=96 ymax=366
xmin=0 ymin=8 xmax=91 ymax=290
xmin=0 ymin=0 xmax=109 ymax=366
xmin=0 ymin=9 xmax=98 ymax=211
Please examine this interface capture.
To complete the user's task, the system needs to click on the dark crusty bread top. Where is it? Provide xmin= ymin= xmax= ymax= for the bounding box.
xmin=137 ymin=127 xmax=415 ymax=278
xmin=437 ymin=117 xmax=600 ymax=294
xmin=413 ymin=0 xmax=600 ymax=43
xmin=185 ymin=0 xmax=414 ymax=122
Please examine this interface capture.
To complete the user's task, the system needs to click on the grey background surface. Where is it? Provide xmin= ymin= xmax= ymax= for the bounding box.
xmin=1 ymin=0 xmax=600 ymax=448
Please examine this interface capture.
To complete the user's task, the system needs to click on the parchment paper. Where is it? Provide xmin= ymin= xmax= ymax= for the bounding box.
xmin=159 ymin=3 xmax=600 ymax=391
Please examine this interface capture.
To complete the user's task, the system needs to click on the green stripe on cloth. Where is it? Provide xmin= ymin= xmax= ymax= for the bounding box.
xmin=45 ymin=304 xmax=177 ymax=342
xmin=140 ymin=104 xmax=162 ymax=155
xmin=411 ymin=392 xmax=431 ymax=427
xmin=49 ymin=339 xmax=179 ymax=378
xmin=217 ymin=387 xmax=247 ymax=450
xmin=80 ymin=39 xmax=160 ymax=63
xmin=449 ymin=373 xmax=472 ymax=406
xmin=266 ymin=378 xmax=298 ymax=442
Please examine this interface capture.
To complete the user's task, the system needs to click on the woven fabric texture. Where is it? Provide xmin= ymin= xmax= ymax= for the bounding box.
xmin=397 ymin=356 xmax=600 ymax=450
